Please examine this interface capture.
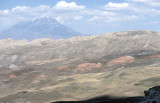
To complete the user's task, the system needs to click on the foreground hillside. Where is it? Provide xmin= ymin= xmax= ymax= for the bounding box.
xmin=0 ymin=30 xmax=160 ymax=103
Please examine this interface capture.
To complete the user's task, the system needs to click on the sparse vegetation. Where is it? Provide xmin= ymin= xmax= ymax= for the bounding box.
xmin=0 ymin=31 xmax=160 ymax=102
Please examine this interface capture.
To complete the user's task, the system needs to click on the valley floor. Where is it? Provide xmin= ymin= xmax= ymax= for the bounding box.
xmin=0 ymin=64 xmax=160 ymax=103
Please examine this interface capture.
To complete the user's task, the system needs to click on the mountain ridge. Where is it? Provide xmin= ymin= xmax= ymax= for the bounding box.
xmin=0 ymin=30 xmax=160 ymax=70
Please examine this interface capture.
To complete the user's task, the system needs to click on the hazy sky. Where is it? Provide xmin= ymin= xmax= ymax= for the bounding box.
xmin=0 ymin=0 xmax=160 ymax=34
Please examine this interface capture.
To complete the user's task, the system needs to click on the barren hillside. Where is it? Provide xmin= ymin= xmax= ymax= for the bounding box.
xmin=0 ymin=30 xmax=160 ymax=103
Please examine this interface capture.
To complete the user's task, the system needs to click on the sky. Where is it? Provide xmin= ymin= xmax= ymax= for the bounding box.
xmin=0 ymin=0 xmax=160 ymax=34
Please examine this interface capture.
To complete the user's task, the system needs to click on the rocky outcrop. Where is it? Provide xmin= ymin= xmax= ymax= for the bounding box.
xmin=141 ymin=86 xmax=160 ymax=103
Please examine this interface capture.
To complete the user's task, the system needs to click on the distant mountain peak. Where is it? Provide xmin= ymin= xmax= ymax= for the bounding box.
xmin=0 ymin=17 xmax=81 ymax=40
xmin=32 ymin=17 xmax=60 ymax=25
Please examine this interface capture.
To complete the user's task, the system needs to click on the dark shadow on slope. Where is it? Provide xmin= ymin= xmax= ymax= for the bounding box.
xmin=52 ymin=86 xmax=160 ymax=103
xmin=0 ymin=85 xmax=158 ymax=103
xmin=52 ymin=95 xmax=144 ymax=103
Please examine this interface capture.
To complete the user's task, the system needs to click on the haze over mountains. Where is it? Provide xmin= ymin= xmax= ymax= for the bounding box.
xmin=0 ymin=17 xmax=81 ymax=40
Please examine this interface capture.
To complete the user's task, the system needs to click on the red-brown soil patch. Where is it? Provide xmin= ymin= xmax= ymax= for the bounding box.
xmin=32 ymin=74 xmax=47 ymax=84
xmin=76 ymin=63 xmax=102 ymax=71
xmin=9 ymin=74 xmax=17 ymax=79
xmin=149 ymin=55 xmax=160 ymax=59
xmin=37 ymin=74 xmax=46 ymax=78
xmin=107 ymin=56 xmax=134 ymax=67
xmin=57 ymin=66 xmax=70 ymax=70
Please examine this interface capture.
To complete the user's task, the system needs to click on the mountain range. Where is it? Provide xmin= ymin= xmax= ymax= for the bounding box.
xmin=0 ymin=30 xmax=160 ymax=103
xmin=0 ymin=17 xmax=81 ymax=40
